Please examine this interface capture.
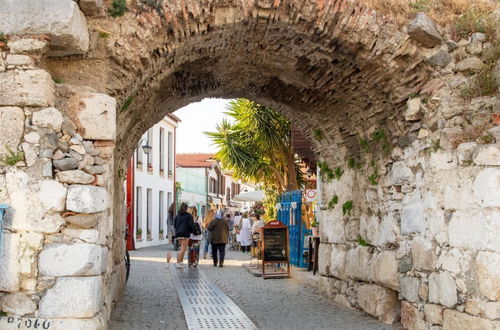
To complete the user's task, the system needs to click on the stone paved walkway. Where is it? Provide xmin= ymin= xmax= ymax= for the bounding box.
xmin=109 ymin=244 xmax=398 ymax=330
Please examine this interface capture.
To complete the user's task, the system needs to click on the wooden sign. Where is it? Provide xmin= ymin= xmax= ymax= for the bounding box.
xmin=262 ymin=227 xmax=288 ymax=262
xmin=261 ymin=222 xmax=290 ymax=278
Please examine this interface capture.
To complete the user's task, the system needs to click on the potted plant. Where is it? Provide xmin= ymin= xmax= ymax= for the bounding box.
xmin=311 ymin=218 xmax=319 ymax=237
xmin=159 ymin=229 xmax=164 ymax=238
xmin=147 ymin=229 xmax=152 ymax=240
xmin=136 ymin=228 xmax=142 ymax=240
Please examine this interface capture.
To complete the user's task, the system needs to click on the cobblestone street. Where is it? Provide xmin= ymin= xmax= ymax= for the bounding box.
xmin=109 ymin=245 xmax=397 ymax=330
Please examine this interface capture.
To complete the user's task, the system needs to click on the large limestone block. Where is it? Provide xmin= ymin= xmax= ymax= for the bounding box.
xmin=318 ymin=243 xmax=332 ymax=276
xmin=473 ymin=168 xmax=500 ymax=207
xmin=443 ymin=309 xmax=500 ymax=330
xmin=0 ymin=107 xmax=24 ymax=159
xmin=387 ymin=161 xmax=413 ymax=186
xmin=39 ymin=243 xmax=107 ymax=276
xmin=0 ymin=233 xmax=20 ymax=292
xmin=39 ymin=276 xmax=102 ymax=318
xmin=62 ymin=227 xmax=101 ymax=244
xmin=0 ymin=0 xmax=89 ymax=56
xmin=68 ymin=93 xmax=116 ymax=140
xmin=476 ymin=251 xmax=500 ymax=301
xmin=5 ymin=171 xmax=66 ymax=232
xmin=345 ymin=246 xmax=371 ymax=282
xmin=371 ymin=250 xmax=399 ymax=290
xmin=0 ymin=293 xmax=36 ymax=316
xmin=449 ymin=209 xmax=500 ymax=252
xmin=357 ymin=284 xmax=398 ymax=324
xmin=330 ymin=245 xmax=347 ymax=280
xmin=361 ymin=214 xmax=399 ymax=247
xmin=32 ymin=107 xmax=64 ymax=132
xmin=401 ymin=202 xmax=425 ymax=235
xmin=400 ymin=277 xmax=420 ymax=303
xmin=424 ymin=304 xmax=444 ymax=325
xmin=412 ymin=237 xmax=437 ymax=271
xmin=56 ymin=170 xmax=94 ymax=184
xmin=401 ymin=301 xmax=426 ymax=330
xmin=66 ymin=185 xmax=108 ymax=213
xmin=474 ymin=145 xmax=500 ymax=166
xmin=0 ymin=70 xmax=55 ymax=107
xmin=429 ymin=272 xmax=457 ymax=307
xmin=65 ymin=213 xmax=99 ymax=228
xmin=39 ymin=180 xmax=67 ymax=212
xmin=408 ymin=13 xmax=442 ymax=47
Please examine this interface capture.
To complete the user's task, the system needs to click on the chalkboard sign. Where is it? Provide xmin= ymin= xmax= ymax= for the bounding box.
xmin=262 ymin=227 xmax=288 ymax=262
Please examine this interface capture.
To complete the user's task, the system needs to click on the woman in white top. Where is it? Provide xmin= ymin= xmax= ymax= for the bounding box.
xmin=239 ymin=212 xmax=252 ymax=253
xmin=188 ymin=206 xmax=203 ymax=267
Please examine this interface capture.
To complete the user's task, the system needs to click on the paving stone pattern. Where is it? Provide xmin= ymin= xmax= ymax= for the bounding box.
xmin=109 ymin=244 xmax=397 ymax=330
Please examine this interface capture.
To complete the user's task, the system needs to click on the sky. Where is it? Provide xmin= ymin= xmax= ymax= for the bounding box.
xmin=174 ymin=98 xmax=233 ymax=153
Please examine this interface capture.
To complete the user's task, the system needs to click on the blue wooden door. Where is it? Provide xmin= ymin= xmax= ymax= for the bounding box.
xmin=278 ymin=191 xmax=307 ymax=268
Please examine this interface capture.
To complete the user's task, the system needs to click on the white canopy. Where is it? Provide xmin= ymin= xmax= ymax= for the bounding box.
xmin=233 ymin=190 xmax=265 ymax=202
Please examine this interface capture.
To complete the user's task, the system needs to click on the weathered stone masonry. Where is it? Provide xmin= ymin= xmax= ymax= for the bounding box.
xmin=0 ymin=0 xmax=499 ymax=329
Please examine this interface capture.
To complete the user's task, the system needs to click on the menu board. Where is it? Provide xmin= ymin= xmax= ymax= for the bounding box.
xmin=262 ymin=227 xmax=288 ymax=262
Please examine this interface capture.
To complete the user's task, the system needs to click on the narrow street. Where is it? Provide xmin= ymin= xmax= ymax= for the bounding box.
xmin=109 ymin=245 xmax=397 ymax=330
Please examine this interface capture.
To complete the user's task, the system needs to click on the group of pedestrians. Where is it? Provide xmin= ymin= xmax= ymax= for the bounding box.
xmin=169 ymin=203 xmax=230 ymax=268
xmin=167 ymin=203 xmax=266 ymax=268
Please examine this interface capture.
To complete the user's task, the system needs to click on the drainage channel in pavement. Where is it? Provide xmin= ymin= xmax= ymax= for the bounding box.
xmin=170 ymin=264 xmax=258 ymax=330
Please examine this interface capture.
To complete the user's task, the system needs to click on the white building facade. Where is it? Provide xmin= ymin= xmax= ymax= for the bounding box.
xmin=128 ymin=115 xmax=179 ymax=249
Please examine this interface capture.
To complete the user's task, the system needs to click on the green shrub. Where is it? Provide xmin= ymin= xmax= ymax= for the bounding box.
xmin=1 ymin=146 xmax=24 ymax=166
xmin=359 ymin=137 xmax=370 ymax=153
xmin=109 ymin=0 xmax=128 ymax=17
xmin=0 ymin=33 xmax=7 ymax=43
xmin=328 ymin=194 xmax=338 ymax=209
xmin=455 ymin=7 xmax=496 ymax=39
xmin=348 ymin=158 xmax=362 ymax=169
xmin=313 ymin=128 xmax=323 ymax=141
xmin=431 ymin=139 xmax=441 ymax=152
xmin=342 ymin=200 xmax=353 ymax=216
xmin=333 ymin=167 xmax=343 ymax=180
xmin=98 ymin=31 xmax=110 ymax=38
xmin=357 ymin=236 xmax=368 ymax=246
xmin=121 ymin=96 xmax=134 ymax=112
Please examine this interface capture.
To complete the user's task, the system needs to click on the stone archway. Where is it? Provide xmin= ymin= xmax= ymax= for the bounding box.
xmin=0 ymin=0 xmax=499 ymax=328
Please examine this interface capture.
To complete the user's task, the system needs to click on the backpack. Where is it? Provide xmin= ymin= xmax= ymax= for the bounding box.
xmin=193 ymin=222 xmax=202 ymax=236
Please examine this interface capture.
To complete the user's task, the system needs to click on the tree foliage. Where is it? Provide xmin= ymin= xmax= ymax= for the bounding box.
xmin=206 ymin=99 xmax=304 ymax=220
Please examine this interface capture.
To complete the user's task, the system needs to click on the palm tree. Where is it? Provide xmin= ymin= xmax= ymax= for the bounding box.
xmin=206 ymin=99 xmax=302 ymax=193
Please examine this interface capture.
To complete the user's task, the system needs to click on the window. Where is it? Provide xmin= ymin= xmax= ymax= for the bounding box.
xmin=136 ymin=147 xmax=143 ymax=167
xmin=136 ymin=187 xmax=142 ymax=237
xmin=209 ymin=178 xmax=217 ymax=194
xmin=159 ymin=128 xmax=165 ymax=173
xmin=167 ymin=131 xmax=173 ymax=176
xmin=159 ymin=191 xmax=165 ymax=236
xmin=147 ymin=189 xmax=152 ymax=239
xmin=221 ymin=176 xmax=226 ymax=195
xmin=147 ymin=129 xmax=153 ymax=169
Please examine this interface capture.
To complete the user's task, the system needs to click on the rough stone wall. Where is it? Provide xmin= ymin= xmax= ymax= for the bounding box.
xmin=0 ymin=0 xmax=498 ymax=329
xmin=0 ymin=35 xmax=120 ymax=329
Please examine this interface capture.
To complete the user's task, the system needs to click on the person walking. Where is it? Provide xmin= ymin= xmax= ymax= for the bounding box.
xmin=207 ymin=210 xmax=229 ymax=267
xmin=188 ymin=206 xmax=203 ymax=267
xmin=202 ymin=209 xmax=215 ymax=259
xmin=174 ymin=202 xmax=195 ymax=268
xmin=239 ymin=212 xmax=252 ymax=253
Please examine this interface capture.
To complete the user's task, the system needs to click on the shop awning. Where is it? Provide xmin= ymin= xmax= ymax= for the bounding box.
xmin=233 ymin=190 xmax=265 ymax=202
